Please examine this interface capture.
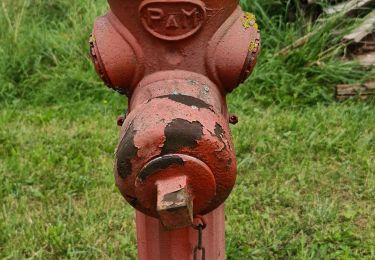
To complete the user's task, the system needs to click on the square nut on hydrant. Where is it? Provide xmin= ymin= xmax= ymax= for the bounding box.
xmin=156 ymin=176 xmax=193 ymax=230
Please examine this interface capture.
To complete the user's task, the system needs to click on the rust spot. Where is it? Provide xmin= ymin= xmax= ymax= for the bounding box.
xmin=157 ymin=94 xmax=214 ymax=112
xmin=138 ymin=155 xmax=184 ymax=181
xmin=162 ymin=119 xmax=203 ymax=154
xmin=116 ymin=122 xmax=138 ymax=179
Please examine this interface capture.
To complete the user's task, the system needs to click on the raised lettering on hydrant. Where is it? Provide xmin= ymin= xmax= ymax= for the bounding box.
xmin=90 ymin=0 xmax=260 ymax=231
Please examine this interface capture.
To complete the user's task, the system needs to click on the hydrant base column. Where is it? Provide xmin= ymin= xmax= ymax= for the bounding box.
xmin=136 ymin=204 xmax=225 ymax=260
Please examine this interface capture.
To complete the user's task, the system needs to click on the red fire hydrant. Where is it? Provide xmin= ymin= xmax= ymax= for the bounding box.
xmin=90 ymin=0 xmax=260 ymax=259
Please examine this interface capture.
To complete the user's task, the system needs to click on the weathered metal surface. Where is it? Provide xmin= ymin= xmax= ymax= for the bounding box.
xmin=90 ymin=1 xmax=260 ymax=258
xmin=114 ymin=73 xmax=236 ymax=219
xmin=91 ymin=0 xmax=260 ymax=221
xmin=90 ymin=0 xmax=260 ymax=241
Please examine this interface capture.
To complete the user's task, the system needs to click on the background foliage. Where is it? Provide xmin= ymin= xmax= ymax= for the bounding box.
xmin=0 ymin=0 xmax=374 ymax=259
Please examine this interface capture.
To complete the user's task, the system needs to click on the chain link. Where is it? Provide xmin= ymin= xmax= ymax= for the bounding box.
xmin=193 ymin=216 xmax=206 ymax=260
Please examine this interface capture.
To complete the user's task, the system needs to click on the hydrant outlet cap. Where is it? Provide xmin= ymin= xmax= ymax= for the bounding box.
xmin=134 ymin=154 xmax=217 ymax=218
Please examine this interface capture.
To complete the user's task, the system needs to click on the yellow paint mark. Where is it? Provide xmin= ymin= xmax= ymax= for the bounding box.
xmin=242 ymin=12 xmax=258 ymax=30
xmin=89 ymin=34 xmax=96 ymax=44
xmin=248 ymin=40 xmax=258 ymax=52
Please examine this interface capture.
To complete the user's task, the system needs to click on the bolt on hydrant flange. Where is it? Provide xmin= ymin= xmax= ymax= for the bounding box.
xmin=90 ymin=0 xmax=260 ymax=246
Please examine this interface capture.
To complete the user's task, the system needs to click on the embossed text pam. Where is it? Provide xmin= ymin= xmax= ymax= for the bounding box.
xmin=145 ymin=7 xmax=202 ymax=29
xmin=139 ymin=1 xmax=207 ymax=41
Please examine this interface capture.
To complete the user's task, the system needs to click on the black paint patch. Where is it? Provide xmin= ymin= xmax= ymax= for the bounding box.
xmin=166 ymin=207 xmax=183 ymax=212
xmin=161 ymin=119 xmax=204 ymax=154
xmin=125 ymin=194 xmax=138 ymax=207
xmin=226 ymin=158 xmax=233 ymax=171
xmin=116 ymin=122 xmax=138 ymax=179
xmin=214 ymin=123 xmax=227 ymax=149
xmin=214 ymin=123 xmax=225 ymax=141
xmin=138 ymin=155 xmax=184 ymax=181
xmin=157 ymin=94 xmax=214 ymax=111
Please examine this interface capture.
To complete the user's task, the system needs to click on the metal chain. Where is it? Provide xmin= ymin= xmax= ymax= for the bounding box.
xmin=193 ymin=216 xmax=207 ymax=260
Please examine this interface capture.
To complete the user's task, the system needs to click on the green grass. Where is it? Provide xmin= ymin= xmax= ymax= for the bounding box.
xmin=1 ymin=0 xmax=374 ymax=259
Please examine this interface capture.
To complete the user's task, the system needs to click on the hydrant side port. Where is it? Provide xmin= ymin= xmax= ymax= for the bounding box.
xmin=90 ymin=16 xmax=145 ymax=95
xmin=90 ymin=0 xmax=260 ymax=230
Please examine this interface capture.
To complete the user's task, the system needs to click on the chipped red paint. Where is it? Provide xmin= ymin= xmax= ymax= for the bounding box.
xmin=90 ymin=0 xmax=260 ymax=259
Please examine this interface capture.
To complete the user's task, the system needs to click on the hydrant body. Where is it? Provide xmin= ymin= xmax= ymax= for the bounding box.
xmin=90 ymin=0 xmax=260 ymax=256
